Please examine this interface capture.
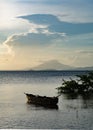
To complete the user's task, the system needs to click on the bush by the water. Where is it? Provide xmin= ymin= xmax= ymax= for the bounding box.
xmin=57 ymin=71 xmax=93 ymax=94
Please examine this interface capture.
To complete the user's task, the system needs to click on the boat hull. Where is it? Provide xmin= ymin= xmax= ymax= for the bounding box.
xmin=25 ymin=93 xmax=58 ymax=107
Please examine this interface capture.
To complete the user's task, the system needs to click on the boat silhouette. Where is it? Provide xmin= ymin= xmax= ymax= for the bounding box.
xmin=24 ymin=93 xmax=58 ymax=109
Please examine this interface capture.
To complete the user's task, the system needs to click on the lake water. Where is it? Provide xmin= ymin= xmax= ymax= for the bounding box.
xmin=0 ymin=71 xmax=93 ymax=129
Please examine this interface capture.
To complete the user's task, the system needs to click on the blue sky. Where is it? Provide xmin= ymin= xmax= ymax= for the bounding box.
xmin=0 ymin=0 xmax=93 ymax=70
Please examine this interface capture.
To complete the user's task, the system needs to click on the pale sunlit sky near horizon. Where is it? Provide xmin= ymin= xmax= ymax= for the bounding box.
xmin=0 ymin=0 xmax=93 ymax=70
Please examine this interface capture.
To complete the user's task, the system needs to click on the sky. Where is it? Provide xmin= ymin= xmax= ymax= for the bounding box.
xmin=0 ymin=0 xmax=93 ymax=70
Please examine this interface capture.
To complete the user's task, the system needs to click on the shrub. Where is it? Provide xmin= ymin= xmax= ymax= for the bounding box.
xmin=57 ymin=71 xmax=93 ymax=94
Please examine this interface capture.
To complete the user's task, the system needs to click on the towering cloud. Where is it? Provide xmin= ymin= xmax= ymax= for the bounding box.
xmin=1 ymin=14 xmax=92 ymax=70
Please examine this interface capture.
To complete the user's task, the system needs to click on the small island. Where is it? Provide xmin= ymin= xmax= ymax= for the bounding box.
xmin=57 ymin=71 xmax=93 ymax=95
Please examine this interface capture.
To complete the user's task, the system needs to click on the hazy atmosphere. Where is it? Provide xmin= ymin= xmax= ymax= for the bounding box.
xmin=0 ymin=0 xmax=93 ymax=70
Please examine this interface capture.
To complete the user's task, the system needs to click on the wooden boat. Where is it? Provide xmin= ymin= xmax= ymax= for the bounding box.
xmin=24 ymin=93 xmax=58 ymax=108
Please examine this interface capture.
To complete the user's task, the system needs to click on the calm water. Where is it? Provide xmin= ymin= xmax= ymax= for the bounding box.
xmin=0 ymin=71 xmax=93 ymax=129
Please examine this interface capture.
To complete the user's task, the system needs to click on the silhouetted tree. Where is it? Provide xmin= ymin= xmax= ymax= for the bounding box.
xmin=57 ymin=71 xmax=93 ymax=94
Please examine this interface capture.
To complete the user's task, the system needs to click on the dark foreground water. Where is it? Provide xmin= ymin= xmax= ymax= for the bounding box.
xmin=0 ymin=71 xmax=93 ymax=129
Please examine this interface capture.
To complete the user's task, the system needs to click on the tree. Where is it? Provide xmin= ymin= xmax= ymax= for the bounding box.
xmin=57 ymin=71 xmax=93 ymax=94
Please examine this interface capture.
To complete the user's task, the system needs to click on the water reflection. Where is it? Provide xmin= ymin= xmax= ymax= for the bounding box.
xmin=61 ymin=92 xmax=93 ymax=109
xmin=80 ymin=93 xmax=93 ymax=109
xmin=62 ymin=93 xmax=78 ymax=99
xmin=26 ymin=102 xmax=59 ymax=110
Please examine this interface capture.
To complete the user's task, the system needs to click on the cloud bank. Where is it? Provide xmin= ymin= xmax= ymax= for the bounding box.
xmin=1 ymin=14 xmax=93 ymax=69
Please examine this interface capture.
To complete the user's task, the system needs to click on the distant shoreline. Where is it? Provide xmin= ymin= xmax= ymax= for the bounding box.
xmin=0 ymin=70 xmax=92 ymax=72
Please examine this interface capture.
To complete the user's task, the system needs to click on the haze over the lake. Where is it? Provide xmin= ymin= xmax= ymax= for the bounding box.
xmin=0 ymin=0 xmax=93 ymax=70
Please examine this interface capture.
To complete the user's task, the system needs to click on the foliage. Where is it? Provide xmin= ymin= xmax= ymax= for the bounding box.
xmin=57 ymin=71 xmax=93 ymax=94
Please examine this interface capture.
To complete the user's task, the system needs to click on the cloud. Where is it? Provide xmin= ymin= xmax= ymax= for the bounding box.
xmin=19 ymin=14 xmax=93 ymax=35
xmin=16 ymin=0 xmax=93 ymax=6
xmin=4 ymin=14 xmax=69 ymax=48
xmin=2 ymin=23 xmax=65 ymax=69
xmin=4 ymin=31 xmax=93 ymax=69
xmin=1 ymin=14 xmax=93 ymax=70
xmin=1 ymin=14 xmax=67 ymax=70
xmin=4 ymin=32 xmax=63 ymax=48
xmin=76 ymin=50 xmax=93 ymax=54
xmin=16 ymin=0 xmax=63 ymax=5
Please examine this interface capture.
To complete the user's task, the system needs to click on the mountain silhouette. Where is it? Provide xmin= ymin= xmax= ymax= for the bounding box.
xmin=31 ymin=60 xmax=74 ymax=70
